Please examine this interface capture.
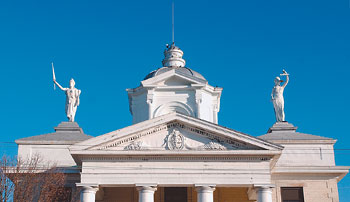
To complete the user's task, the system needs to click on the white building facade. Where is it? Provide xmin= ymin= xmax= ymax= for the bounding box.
xmin=16 ymin=44 xmax=349 ymax=202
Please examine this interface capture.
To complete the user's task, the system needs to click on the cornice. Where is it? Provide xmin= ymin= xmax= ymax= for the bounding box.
xmin=77 ymin=154 xmax=276 ymax=163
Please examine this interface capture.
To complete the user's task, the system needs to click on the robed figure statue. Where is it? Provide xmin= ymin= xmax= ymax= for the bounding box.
xmin=53 ymin=78 xmax=81 ymax=122
xmin=271 ymin=69 xmax=289 ymax=122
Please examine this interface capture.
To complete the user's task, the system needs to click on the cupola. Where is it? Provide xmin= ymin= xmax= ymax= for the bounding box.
xmin=127 ymin=44 xmax=222 ymax=124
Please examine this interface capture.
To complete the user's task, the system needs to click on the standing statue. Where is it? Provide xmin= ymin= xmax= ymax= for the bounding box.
xmin=52 ymin=63 xmax=81 ymax=122
xmin=271 ymin=69 xmax=289 ymax=122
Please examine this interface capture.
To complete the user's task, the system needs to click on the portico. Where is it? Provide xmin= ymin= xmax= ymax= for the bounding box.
xmin=70 ymin=112 xmax=282 ymax=202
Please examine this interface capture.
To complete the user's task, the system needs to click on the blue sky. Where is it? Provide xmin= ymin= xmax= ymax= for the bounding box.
xmin=0 ymin=0 xmax=350 ymax=200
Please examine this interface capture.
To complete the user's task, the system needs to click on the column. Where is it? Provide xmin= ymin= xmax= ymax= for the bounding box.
xmin=137 ymin=186 xmax=157 ymax=202
xmin=195 ymin=186 xmax=216 ymax=202
xmin=80 ymin=186 xmax=98 ymax=202
xmin=257 ymin=186 xmax=272 ymax=202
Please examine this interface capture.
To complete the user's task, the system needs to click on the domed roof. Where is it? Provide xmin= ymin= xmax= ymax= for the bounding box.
xmin=144 ymin=66 xmax=206 ymax=81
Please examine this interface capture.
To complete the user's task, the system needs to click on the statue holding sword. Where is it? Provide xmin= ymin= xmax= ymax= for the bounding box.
xmin=52 ymin=63 xmax=81 ymax=122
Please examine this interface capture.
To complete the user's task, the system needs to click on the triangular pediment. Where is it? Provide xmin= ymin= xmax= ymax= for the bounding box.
xmin=70 ymin=113 xmax=283 ymax=153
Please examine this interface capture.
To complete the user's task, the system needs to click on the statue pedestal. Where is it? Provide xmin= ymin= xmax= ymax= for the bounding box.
xmin=16 ymin=122 xmax=92 ymax=145
xmin=54 ymin=121 xmax=84 ymax=133
xmin=259 ymin=121 xmax=332 ymax=142
xmin=267 ymin=122 xmax=297 ymax=133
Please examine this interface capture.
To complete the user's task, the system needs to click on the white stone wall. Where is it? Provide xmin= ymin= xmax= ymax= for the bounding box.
xmin=275 ymin=143 xmax=335 ymax=167
xmin=130 ymin=92 xmax=149 ymax=124
xmin=199 ymin=91 xmax=214 ymax=123
xmin=18 ymin=144 xmax=77 ymax=167
xmin=128 ymin=73 xmax=222 ymax=124
xmin=152 ymin=90 xmax=196 ymax=118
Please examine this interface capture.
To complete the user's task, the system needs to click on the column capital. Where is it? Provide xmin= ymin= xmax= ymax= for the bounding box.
xmin=256 ymin=185 xmax=273 ymax=202
xmin=195 ymin=185 xmax=216 ymax=193
xmin=136 ymin=185 xmax=158 ymax=193
xmin=136 ymin=184 xmax=157 ymax=202
xmin=254 ymin=184 xmax=275 ymax=189
xmin=80 ymin=186 xmax=99 ymax=194
xmin=257 ymin=187 xmax=272 ymax=194
xmin=76 ymin=183 xmax=99 ymax=187
xmin=76 ymin=183 xmax=99 ymax=193
xmin=78 ymin=184 xmax=99 ymax=202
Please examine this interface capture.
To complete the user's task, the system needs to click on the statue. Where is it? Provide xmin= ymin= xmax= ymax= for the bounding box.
xmin=52 ymin=63 xmax=81 ymax=122
xmin=271 ymin=69 xmax=289 ymax=122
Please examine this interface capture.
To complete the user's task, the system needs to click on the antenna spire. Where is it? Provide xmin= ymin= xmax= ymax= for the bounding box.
xmin=172 ymin=1 xmax=175 ymax=44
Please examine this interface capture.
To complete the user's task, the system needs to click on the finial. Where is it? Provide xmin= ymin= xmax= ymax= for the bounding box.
xmin=162 ymin=44 xmax=186 ymax=67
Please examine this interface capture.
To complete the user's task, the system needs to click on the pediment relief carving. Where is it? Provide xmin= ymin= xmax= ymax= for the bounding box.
xmin=186 ymin=141 xmax=227 ymax=151
xmin=124 ymin=141 xmax=149 ymax=151
xmin=165 ymin=128 xmax=185 ymax=150
xmin=94 ymin=122 xmax=260 ymax=151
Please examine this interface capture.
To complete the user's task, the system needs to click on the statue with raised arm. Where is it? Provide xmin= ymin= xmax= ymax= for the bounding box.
xmin=271 ymin=69 xmax=289 ymax=122
xmin=52 ymin=63 xmax=81 ymax=122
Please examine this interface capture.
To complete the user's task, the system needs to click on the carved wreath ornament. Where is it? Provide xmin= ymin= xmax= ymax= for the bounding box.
xmin=166 ymin=128 xmax=185 ymax=150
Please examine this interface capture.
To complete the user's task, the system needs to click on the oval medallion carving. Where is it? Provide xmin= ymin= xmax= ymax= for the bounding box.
xmin=167 ymin=128 xmax=185 ymax=150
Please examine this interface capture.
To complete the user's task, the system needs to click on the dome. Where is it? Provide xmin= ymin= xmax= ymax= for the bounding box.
xmin=143 ymin=66 xmax=206 ymax=81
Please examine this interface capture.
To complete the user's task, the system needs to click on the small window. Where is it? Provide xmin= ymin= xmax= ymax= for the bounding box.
xmin=281 ymin=187 xmax=304 ymax=202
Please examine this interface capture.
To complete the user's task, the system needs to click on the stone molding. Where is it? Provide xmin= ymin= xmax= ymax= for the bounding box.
xmin=80 ymin=155 xmax=271 ymax=162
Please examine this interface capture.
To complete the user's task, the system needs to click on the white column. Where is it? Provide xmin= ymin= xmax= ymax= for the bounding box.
xmin=195 ymin=186 xmax=216 ymax=202
xmin=80 ymin=186 xmax=98 ymax=202
xmin=137 ymin=186 xmax=157 ymax=202
xmin=257 ymin=186 xmax=272 ymax=202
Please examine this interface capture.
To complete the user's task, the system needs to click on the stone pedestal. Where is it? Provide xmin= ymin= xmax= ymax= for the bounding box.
xmin=137 ymin=186 xmax=157 ymax=202
xmin=195 ymin=186 xmax=216 ymax=202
